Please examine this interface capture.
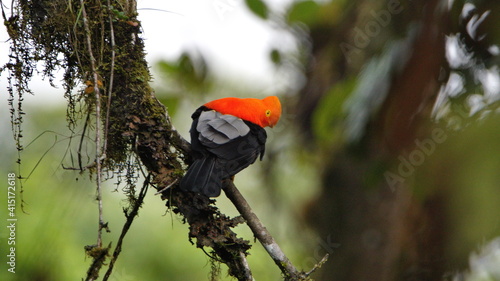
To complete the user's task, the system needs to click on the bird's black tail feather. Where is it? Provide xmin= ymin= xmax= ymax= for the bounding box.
xmin=179 ymin=157 xmax=223 ymax=197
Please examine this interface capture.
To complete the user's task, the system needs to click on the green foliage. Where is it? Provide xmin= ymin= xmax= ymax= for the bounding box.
xmin=245 ymin=0 xmax=269 ymax=19
xmin=110 ymin=5 xmax=130 ymax=21
xmin=286 ymin=0 xmax=320 ymax=25
xmin=270 ymin=49 xmax=282 ymax=65
xmin=313 ymin=78 xmax=356 ymax=150
xmin=156 ymin=53 xmax=209 ymax=94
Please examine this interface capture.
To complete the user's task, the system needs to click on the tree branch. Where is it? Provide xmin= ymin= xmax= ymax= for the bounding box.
xmin=237 ymin=251 xmax=254 ymax=281
xmin=222 ymin=180 xmax=316 ymax=280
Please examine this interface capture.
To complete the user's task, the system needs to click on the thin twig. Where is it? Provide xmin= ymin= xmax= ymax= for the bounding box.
xmin=304 ymin=253 xmax=329 ymax=277
xmin=80 ymin=0 xmax=105 ymax=250
xmin=78 ymin=111 xmax=91 ymax=171
xmin=103 ymin=0 xmax=115 ymax=156
xmin=222 ymin=180 xmax=305 ymax=280
xmin=154 ymin=179 xmax=177 ymax=195
xmin=102 ymin=174 xmax=150 ymax=281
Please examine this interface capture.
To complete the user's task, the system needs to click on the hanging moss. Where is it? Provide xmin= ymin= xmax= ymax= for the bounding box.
xmin=1 ymin=0 xmax=177 ymax=170
xmin=3 ymin=1 xmax=257 ymax=280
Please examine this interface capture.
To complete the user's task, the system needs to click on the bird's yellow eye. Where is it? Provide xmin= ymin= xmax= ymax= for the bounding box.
xmin=265 ymin=110 xmax=271 ymax=117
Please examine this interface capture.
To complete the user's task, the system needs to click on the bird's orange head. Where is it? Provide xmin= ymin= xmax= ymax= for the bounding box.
xmin=204 ymin=96 xmax=282 ymax=128
xmin=261 ymin=96 xmax=281 ymax=128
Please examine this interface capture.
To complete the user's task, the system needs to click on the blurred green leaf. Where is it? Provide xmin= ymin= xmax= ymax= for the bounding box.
xmin=313 ymin=77 xmax=357 ymax=148
xmin=270 ymin=49 xmax=282 ymax=65
xmin=245 ymin=0 xmax=268 ymax=19
xmin=156 ymin=52 xmax=209 ymax=92
xmin=286 ymin=0 xmax=320 ymax=25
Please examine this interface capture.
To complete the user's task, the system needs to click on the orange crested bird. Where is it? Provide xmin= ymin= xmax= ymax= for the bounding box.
xmin=179 ymin=96 xmax=282 ymax=197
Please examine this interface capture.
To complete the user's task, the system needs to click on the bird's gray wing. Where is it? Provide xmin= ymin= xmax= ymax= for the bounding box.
xmin=196 ymin=110 xmax=250 ymax=147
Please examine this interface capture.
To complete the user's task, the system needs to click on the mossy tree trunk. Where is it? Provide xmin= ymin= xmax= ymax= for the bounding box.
xmin=2 ymin=1 xmax=256 ymax=280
